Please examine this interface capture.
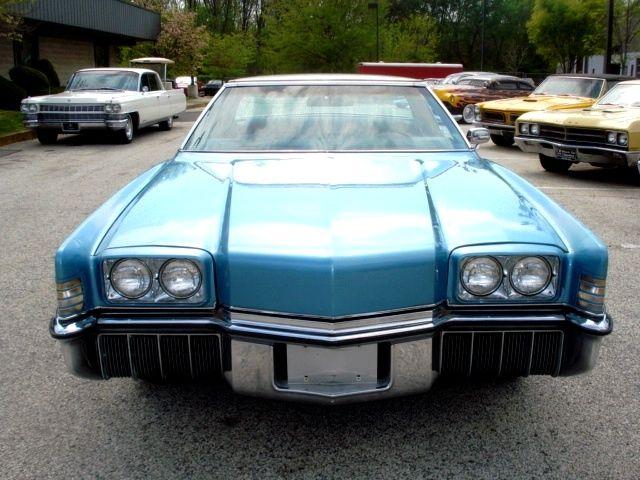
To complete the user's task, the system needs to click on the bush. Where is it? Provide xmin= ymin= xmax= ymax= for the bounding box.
xmin=31 ymin=58 xmax=60 ymax=88
xmin=9 ymin=65 xmax=50 ymax=96
xmin=0 ymin=76 xmax=27 ymax=110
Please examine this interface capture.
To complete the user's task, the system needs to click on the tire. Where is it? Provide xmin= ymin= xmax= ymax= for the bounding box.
xmin=36 ymin=129 xmax=57 ymax=145
xmin=539 ymin=154 xmax=572 ymax=173
xmin=158 ymin=116 xmax=173 ymax=131
xmin=490 ymin=133 xmax=514 ymax=147
xmin=117 ymin=114 xmax=134 ymax=144
xmin=462 ymin=104 xmax=476 ymax=124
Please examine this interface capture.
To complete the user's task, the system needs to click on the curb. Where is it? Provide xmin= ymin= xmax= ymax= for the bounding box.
xmin=0 ymin=130 xmax=36 ymax=147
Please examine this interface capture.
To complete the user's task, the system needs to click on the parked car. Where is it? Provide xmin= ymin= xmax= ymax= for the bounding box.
xmin=20 ymin=68 xmax=186 ymax=144
xmin=440 ymin=71 xmax=494 ymax=85
xmin=175 ymin=75 xmax=204 ymax=96
xmin=515 ymin=79 xmax=640 ymax=173
xmin=203 ymin=79 xmax=224 ymax=96
xmin=434 ymin=74 xmax=535 ymax=123
xmin=50 ymin=74 xmax=611 ymax=404
xmin=474 ymin=74 xmax=631 ymax=146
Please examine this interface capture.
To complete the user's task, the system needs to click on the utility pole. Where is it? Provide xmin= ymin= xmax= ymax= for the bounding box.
xmin=368 ymin=2 xmax=379 ymax=62
xmin=605 ymin=0 xmax=615 ymax=73
xmin=480 ymin=0 xmax=485 ymax=70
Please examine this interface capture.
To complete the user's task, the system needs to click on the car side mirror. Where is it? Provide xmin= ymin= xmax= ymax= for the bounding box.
xmin=467 ymin=127 xmax=490 ymax=147
xmin=141 ymin=86 xmax=149 ymax=93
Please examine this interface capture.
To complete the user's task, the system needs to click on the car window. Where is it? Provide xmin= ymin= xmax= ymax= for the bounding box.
xmin=184 ymin=84 xmax=468 ymax=152
xmin=533 ymin=77 xmax=605 ymax=98
xmin=497 ymin=81 xmax=518 ymax=90
xmin=140 ymin=73 xmax=150 ymax=91
xmin=458 ymin=79 xmax=486 ymax=87
xmin=148 ymin=73 xmax=161 ymax=91
xmin=67 ymin=71 xmax=138 ymax=91
xmin=595 ymin=83 xmax=640 ymax=107
xmin=518 ymin=82 xmax=534 ymax=91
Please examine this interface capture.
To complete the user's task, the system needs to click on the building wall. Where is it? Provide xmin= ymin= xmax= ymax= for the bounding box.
xmin=39 ymin=36 xmax=95 ymax=85
xmin=0 ymin=39 xmax=14 ymax=78
xmin=583 ymin=53 xmax=640 ymax=77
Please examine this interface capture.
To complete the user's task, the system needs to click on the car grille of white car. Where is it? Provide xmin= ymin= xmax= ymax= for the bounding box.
xmin=97 ymin=333 xmax=222 ymax=381
xmin=40 ymin=104 xmax=105 ymax=112
xmin=438 ymin=330 xmax=563 ymax=377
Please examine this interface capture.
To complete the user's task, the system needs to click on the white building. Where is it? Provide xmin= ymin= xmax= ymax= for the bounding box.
xmin=581 ymin=53 xmax=640 ymax=77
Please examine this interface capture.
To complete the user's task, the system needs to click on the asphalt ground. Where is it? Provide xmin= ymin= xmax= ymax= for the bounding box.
xmin=0 ymin=114 xmax=638 ymax=479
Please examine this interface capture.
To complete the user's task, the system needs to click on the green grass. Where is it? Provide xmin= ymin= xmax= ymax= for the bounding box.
xmin=0 ymin=110 xmax=25 ymax=136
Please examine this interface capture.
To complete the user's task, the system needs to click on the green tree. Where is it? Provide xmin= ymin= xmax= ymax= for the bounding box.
xmin=614 ymin=0 xmax=640 ymax=74
xmin=528 ymin=0 xmax=605 ymax=73
xmin=1 ymin=0 xmax=27 ymax=39
xmin=260 ymin=0 xmax=373 ymax=73
xmin=202 ymin=32 xmax=257 ymax=79
xmin=382 ymin=13 xmax=437 ymax=63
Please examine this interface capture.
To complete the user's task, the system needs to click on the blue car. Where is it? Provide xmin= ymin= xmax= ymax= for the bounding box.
xmin=51 ymin=75 xmax=611 ymax=404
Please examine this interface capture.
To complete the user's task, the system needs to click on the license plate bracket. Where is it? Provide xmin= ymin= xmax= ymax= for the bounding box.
xmin=62 ymin=122 xmax=79 ymax=132
xmin=275 ymin=343 xmax=390 ymax=396
xmin=555 ymin=146 xmax=576 ymax=161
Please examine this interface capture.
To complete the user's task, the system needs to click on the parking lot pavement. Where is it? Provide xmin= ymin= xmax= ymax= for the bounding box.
xmin=0 ymin=117 xmax=639 ymax=479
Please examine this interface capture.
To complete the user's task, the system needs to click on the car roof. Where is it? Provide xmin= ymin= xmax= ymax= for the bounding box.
xmin=229 ymin=74 xmax=420 ymax=84
xmin=548 ymin=73 xmax=633 ymax=81
xmin=459 ymin=74 xmax=522 ymax=82
xmin=76 ymin=67 xmax=153 ymax=75
xmin=617 ymin=79 xmax=640 ymax=86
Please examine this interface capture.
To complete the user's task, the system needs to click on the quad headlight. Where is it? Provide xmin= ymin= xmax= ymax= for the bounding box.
xmin=607 ymin=131 xmax=617 ymax=144
xmin=20 ymin=102 xmax=38 ymax=113
xmin=104 ymin=103 xmax=122 ymax=114
xmin=105 ymin=257 xmax=205 ymax=304
xmin=461 ymin=257 xmax=502 ymax=296
xmin=617 ymin=132 xmax=628 ymax=146
xmin=160 ymin=259 xmax=202 ymax=298
xmin=110 ymin=259 xmax=152 ymax=299
xmin=529 ymin=123 xmax=540 ymax=135
xmin=457 ymin=255 xmax=558 ymax=302
xmin=519 ymin=123 xmax=529 ymax=134
xmin=510 ymin=256 xmax=551 ymax=295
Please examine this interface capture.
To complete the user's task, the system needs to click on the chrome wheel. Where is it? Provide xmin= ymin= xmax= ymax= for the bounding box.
xmin=125 ymin=117 xmax=133 ymax=140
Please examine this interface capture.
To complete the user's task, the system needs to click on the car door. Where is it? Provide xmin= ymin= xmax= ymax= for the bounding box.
xmin=146 ymin=73 xmax=166 ymax=122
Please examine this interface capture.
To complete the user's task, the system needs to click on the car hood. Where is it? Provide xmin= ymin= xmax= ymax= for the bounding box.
xmin=480 ymin=94 xmax=596 ymax=113
xmin=99 ymin=152 xmax=565 ymax=317
xmin=520 ymin=106 xmax=640 ymax=129
xmin=27 ymin=90 xmax=139 ymax=104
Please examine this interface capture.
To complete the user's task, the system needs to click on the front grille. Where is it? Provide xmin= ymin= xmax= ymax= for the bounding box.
xmin=509 ymin=113 xmax=521 ymax=124
xmin=438 ymin=330 xmax=563 ymax=377
xmin=565 ymin=127 xmax=608 ymax=144
xmin=481 ymin=111 xmax=505 ymax=123
xmin=98 ymin=334 xmax=222 ymax=381
xmin=40 ymin=104 xmax=104 ymax=112
xmin=538 ymin=124 xmax=565 ymax=140
xmin=39 ymin=112 xmax=105 ymax=121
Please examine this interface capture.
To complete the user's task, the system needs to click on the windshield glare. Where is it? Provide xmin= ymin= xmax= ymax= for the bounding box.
xmin=67 ymin=71 xmax=139 ymax=91
xmin=533 ymin=77 xmax=604 ymax=98
xmin=184 ymin=84 xmax=467 ymax=151
xmin=596 ymin=84 xmax=640 ymax=107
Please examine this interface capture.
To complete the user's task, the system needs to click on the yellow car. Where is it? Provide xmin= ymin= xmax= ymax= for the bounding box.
xmin=514 ymin=80 xmax=640 ymax=173
xmin=474 ymin=74 xmax=629 ymax=146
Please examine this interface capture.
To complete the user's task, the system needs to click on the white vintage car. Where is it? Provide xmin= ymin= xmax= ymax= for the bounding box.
xmin=20 ymin=68 xmax=186 ymax=145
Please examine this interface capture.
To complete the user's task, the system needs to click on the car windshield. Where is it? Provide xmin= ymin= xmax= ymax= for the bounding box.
xmin=595 ymin=84 xmax=640 ymax=107
xmin=183 ymin=84 xmax=467 ymax=151
xmin=532 ymin=77 xmax=604 ymax=98
xmin=67 ymin=71 xmax=138 ymax=91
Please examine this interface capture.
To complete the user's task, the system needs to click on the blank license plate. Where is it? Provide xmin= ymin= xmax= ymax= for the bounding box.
xmin=555 ymin=147 xmax=576 ymax=161
xmin=286 ymin=344 xmax=378 ymax=388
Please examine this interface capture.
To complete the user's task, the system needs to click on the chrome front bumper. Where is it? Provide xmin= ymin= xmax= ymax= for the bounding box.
xmin=51 ymin=307 xmax=611 ymax=404
xmin=515 ymin=136 xmax=640 ymax=168
xmin=474 ymin=122 xmax=515 ymax=135
xmin=24 ymin=117 xmax=128 ymax=132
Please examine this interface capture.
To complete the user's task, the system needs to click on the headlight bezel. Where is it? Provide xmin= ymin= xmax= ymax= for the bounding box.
xmin=509 ymin=256 xmax=552 ymax=296
xmin=21 ymin=102 xmax=38 ymax=113
xmin=460 ymin=256 xmax=503 ymax=296
xmin=109 ymin=258 xmax=153 ymax=299
xmin=104 ymin=103 xmax=122 ymax=114
xmin=103 ymin=256 xmax=207 ymax=304
xmin=455 ymin=254 xmax=559 ymax=303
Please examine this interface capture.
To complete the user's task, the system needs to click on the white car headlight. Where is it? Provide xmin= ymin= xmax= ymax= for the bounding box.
xmin=519 ymin=123 xmax=529 ymax=134
xmin=461 ymin=257 xmax=503 ymax=296
xmin=105 ymin=103 xmax=122 ymax=114
xmin=160 ymin=259 xmax=202 ymax=298
xmin=21 ymin=103 xmax=37 ymax=113
xmin=529 ymin=123 xmax=540 ymax=135
xmin=510 ymin=256 xmax=551 ymax=295
xmin=607 ymin=131 xmax=617 ymax=144
xmin=618 ymin=132 xmax=628 ymax=146
xmin=110 ymin=259 xmax=152 ymax=299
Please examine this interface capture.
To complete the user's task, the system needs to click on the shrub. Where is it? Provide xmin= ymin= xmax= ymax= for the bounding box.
xmin=9 ymin=65 xmax=50 ymax=96
xmin=0 ymin=76 xmax=27 ymax=110
xmin=31 ymin=58 xmax=60 ymax=88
